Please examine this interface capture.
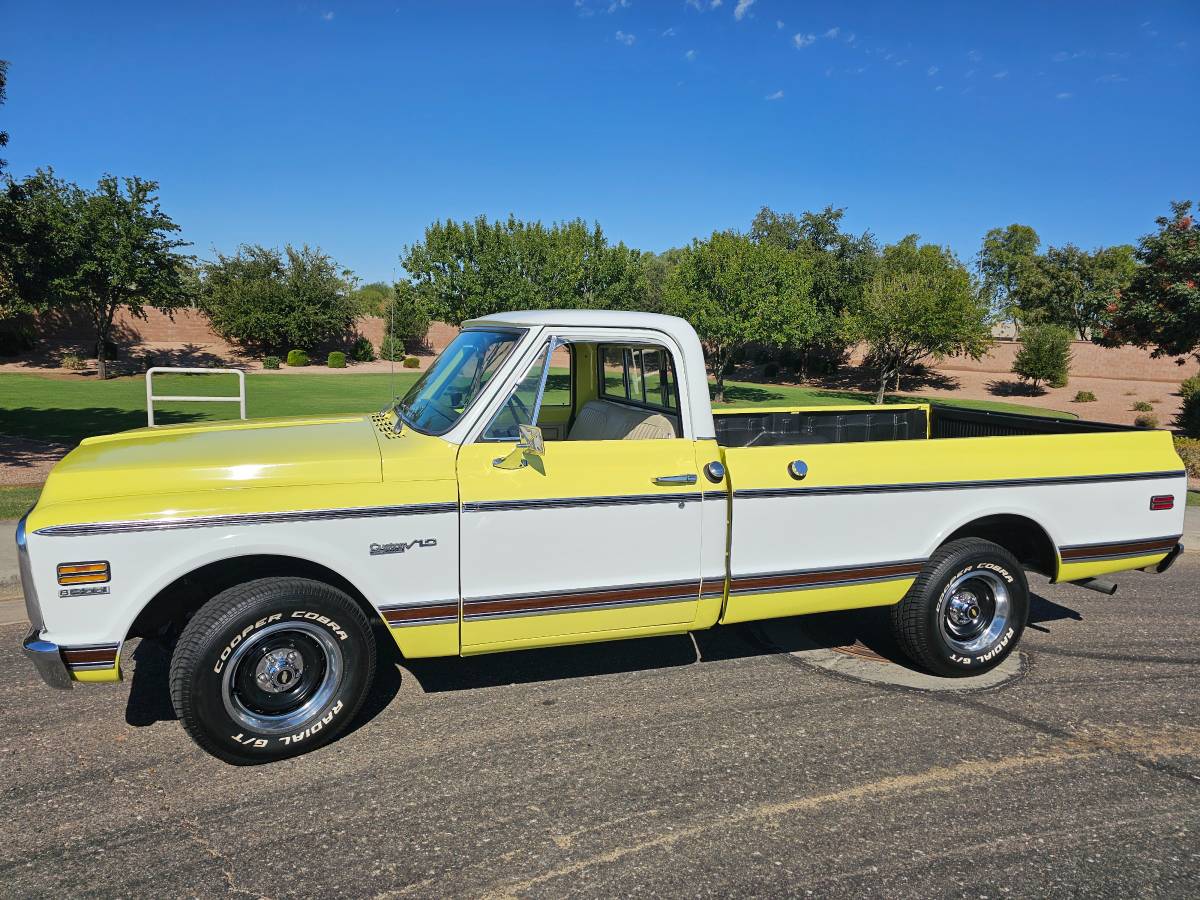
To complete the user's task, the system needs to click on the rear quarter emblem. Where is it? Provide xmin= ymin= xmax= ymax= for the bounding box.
xmin=370 ymin=539 xmax=437 ymax=556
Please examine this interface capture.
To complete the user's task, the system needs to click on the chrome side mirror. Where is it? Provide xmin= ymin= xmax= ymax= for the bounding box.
xmin=517 ymin=423 xmax=544 ymax=457
xmin=493 ymin=424 xmax=545 ymax=469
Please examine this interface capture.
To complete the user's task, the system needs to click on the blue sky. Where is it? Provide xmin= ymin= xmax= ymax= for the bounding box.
xmin=4 ymin=1 xmax=1197 ymax=283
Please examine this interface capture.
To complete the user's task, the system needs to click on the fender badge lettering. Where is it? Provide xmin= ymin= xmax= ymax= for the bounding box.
xmin=370 ymin=539 xmax=437 ymax=556
xmin=60 ymin=585 xmax=111 ymax=598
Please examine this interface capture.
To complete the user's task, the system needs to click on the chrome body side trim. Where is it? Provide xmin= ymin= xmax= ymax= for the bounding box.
xmin=733 ymin=470 xmax=1187 ymax=500
xmin=462 ymin=492 xmax=704 ymax=513
xmin=34 ymin=502 xmax=459 ymax=537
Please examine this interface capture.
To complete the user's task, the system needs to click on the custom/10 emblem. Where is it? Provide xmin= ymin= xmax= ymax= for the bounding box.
xmin=369 ymin=539 xmax=438 ymax=556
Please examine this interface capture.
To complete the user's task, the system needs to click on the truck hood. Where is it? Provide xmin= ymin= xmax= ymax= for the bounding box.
xmin=38 ymin=414 xmax=383 ymax=505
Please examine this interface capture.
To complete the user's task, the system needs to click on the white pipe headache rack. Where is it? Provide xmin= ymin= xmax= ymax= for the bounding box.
xmin=145 ymin=367 xmax=247 ymax=427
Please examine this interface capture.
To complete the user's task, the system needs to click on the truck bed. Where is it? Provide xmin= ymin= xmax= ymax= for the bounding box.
xmin=713 ymin=404 xmax=1131 ymax=448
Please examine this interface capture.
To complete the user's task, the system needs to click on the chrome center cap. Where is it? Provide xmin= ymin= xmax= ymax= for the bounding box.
xmin=947 ymin=591 xmax=982 ymax=626
xmin=255 ymin=648 xmax=304 ymax=693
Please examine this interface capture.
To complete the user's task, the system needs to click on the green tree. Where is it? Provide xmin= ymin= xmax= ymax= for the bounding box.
xmin=199 ymin=244 xmax=357 ymax=354
xmin=750 ymin=205 xmax=877 ymax=376
xmin=401 ymin=215 xmax=646 ymax=324
xmin=53 ymin=176 xmax=192 ymax=378
xmin=638 ymin=248 xmax=686 ymax=313
xmin=386 ymin=280 xmax=431 ymax=351
xmin=1011 ymin=322 xmax=1073 ymax=389
xmin=976 ymin=224 xmax=1040 ymax=319
xmin=1023 ymin=243 xmax=1137 ymax=339
xmin=1100 ymin=200 xmax=1200 ymax=363
xmin=662 ymin=231 xmax=817 ymax=402
xmin=0 ymin=169 xmax=77 ymax=322
xmin=851 ymin=236 xmax=992 ymax=404
xmin=349 ymin=281 xmax=394 ymax=317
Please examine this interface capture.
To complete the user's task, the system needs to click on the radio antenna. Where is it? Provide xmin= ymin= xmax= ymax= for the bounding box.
xmin=389 ymin=266 xmax=397 ymax=406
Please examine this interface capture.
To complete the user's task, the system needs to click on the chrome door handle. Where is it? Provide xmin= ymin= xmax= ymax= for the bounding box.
xmin=654 ymin=474 xmax=698 ymax=485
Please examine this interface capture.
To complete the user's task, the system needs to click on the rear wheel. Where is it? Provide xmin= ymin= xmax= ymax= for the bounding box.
xmin=169 ymin=577 xmax=376 ymax=764
xmin=892 ymin=538 xmax=1028 ymax=677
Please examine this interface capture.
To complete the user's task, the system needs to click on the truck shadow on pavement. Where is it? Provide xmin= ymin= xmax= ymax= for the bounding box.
xmin=122 ymin=595 xmax=1083 ymax=730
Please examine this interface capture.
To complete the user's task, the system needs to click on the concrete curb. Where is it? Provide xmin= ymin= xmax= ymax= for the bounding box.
xmin=0 ymin=520 xmax=17 ymax=590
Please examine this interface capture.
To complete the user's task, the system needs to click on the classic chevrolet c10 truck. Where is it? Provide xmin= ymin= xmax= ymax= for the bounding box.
xmin=18 ymin=311 xmax=1187 ymax=762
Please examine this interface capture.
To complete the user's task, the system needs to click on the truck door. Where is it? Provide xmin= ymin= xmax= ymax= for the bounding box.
xmin=455 ymin=337 xmax=712 ymax=653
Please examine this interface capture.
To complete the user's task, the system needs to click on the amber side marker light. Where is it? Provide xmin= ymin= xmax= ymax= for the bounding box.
xmin=57 ymin=561 xmax=111 ymax=585
xmin=1149 ymin=495 xmax=1175 ymax=511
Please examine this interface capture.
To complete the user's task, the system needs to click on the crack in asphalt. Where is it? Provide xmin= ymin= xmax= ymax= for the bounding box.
xmin=475 ymin=725 xmax=1200 ymax=899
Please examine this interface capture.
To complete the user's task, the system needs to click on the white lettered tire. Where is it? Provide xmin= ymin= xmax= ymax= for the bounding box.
xmin=169 ymin=577 xmax=376 ymax=764
xmin=892 ymin=538 xmax=1029 ymax=677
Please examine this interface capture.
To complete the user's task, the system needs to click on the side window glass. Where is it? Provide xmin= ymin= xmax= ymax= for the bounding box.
xmin=482 ymin=345 xmax=549 ymax=440
xmin=603 ymin=347 xmax=628 ymax=400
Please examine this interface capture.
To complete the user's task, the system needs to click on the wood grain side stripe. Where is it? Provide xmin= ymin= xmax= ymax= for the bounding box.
xmin=379 ymin=601 xmax=459 ymax=627
xmin=729 ymin=560 xmax=925 ymax=596
xmin=464 ymin=579 xmax=705 ymax=620
xmin=1059 ymin=535 xmax=1182 ymax=562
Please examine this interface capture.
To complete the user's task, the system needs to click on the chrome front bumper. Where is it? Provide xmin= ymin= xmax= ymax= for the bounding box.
xmin=22 ymin=628 xmax=73 ymax=690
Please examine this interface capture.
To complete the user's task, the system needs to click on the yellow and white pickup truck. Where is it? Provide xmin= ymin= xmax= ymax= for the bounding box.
xmin=18 ymin=311 xmax=1187 ymax=762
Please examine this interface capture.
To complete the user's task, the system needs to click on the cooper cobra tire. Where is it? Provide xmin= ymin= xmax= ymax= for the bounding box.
xmin=169 ymin=577 xmax=376 ymax=764
xmin=892 ymin=538 xmax=1029 ymax=678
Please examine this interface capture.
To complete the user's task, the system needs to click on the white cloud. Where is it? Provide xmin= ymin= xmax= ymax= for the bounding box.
xmin=606 ymin=0 xmax=631 ymax=12
xmin=793 ymin=32 xmax=815 ymax=49
xmin=662 ymin=27 xmax=676 ymax=36
xmin=823 ymin=26 xmax=840 ymax=39
xmin=734 ymin=0 xmax=755 ymax=21
xmin=964 ymin=68 xmax=976 ymax=78
xmin=615 ymin=30 xmax=636 ymax=45
xmin=1096 ymin=73 xmax=1127 ymax=83
xmin=844 ymin=32 xmax=857 ymax=46
xmin=993 ymin=69 xmax=1008 ymax=79
xmin=934 ymin=85 xmax=944 ymax=92
xmin=321 ymin=10 xmax=334 ymax=21
xmin=776 ymin=20 xmax=784 ymax=29
xmin=927 ymin=65 xmax=939 ymax=76
xmin=765 ymin=89 xmax=784 ymax=101
xmin=1055 ymin=91 xmax=1073 ymax=100
xmin=574 ymin=0 xmax=594 ymax=16
xmin=685 ymin=48 xmax=697 ymax=61
xmin=967 ymin=49 xmax=983 ymax=63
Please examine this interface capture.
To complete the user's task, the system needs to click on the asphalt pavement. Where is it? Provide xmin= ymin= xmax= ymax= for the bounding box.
xmin=1 ymin=551 xmax=1198 ymax=898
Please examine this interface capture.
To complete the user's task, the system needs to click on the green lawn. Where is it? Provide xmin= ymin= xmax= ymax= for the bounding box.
xmin=0 ymin=370 xmax=1072 ymax=448
xmin=1188 ymin=491 xmax=1200 ymax=508
xmin=0 ymin=484 xmax=41 ymax=519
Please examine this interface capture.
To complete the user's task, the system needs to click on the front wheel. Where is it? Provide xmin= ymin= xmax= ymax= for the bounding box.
xmin=892 ymin=538 xmax=1029 ymax=677
xmin=169 ymin=577 xmax=376 ymax=764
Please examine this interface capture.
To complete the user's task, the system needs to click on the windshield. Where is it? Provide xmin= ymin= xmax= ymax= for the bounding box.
xmin=394 ymin=329 xmax=523 ymax=435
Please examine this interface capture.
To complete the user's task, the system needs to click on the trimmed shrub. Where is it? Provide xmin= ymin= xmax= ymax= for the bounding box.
xmin=763 ymin=362 xmax=781 ymax=379
xmin=1180 ymin=376 xmax=1200 ymax=402
xmin=326 ymin=351 xmax=347 ymax=369
xmin=1072 ymin=390 xmax=1096 ymax=403
xmin=286 ymin=349 xmax=309 ymax=367
xmin=263 ymin=355 xmax=281 ymax=370
xmin=350 ymin=336 xmax=375 ymax=362
xmin=402 ymin=356 xmax=421 ymax=369
xmin=1133 ymin=413 xmax=1159 ymax=429
xmin=1174 ymin=437 xmax=1200 ymax=478
xmin=1177 ymin=393 xmax=1200 ymax=438
xmin=1131 ymin=400 xmax=1154 ymax=412
xmin=1012 ymin=323 xmax=1072 ymax=389
xmin=61 ymin=353 xmax=86 ymax=371
xmin=379 ymin=334 xmax=405 ymax=362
